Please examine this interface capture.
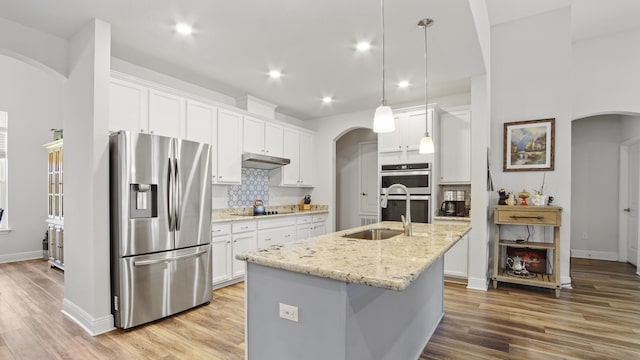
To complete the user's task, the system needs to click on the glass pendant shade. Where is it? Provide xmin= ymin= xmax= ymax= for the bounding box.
xmin=419 ymin=134 xmax=434 ymax=154
xmin=373 ymin=105 xmax=395 ymax=133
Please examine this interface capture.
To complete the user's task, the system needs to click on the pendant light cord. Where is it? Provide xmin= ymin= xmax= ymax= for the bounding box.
xmin=381 ymin=0 xmax=386 ymax=106
xmin=419 ymin=19 xmax=433 ymax=137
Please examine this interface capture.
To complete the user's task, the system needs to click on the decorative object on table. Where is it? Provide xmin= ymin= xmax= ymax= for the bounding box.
xmin=547 ymin=196 xmax=554 ymax=205
xmin=507 ymin=247 xmax=547 ymax=273
xmin=497 ymin=189 xmax=510 ymax=205
xmin=530 ymin=173 xmax=547 ymax=205
xmin=372 ymin=0 xmax=394 ymax=133
xmin=503 ymin=118 xmax=555 ymax=172
xmin=505 ymin=193 xmax=517 ymax=206
xmin=253 ymin=199 xmax=266 ymax=215
xmin=417 ymin=18 xmax=435 ymax=154
xmin=506 ymin=255 xmax=531 ymax=277
xmin=518 ymin=189 xmax=530 ymax=205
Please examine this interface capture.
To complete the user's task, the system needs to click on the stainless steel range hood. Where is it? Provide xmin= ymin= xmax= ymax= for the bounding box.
xmin=242 ymin=153 xmax=291 ymax=170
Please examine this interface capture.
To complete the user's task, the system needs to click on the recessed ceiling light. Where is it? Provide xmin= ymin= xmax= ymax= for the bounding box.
xmin=268 ymin=70 xmax=282 ymax=79
xmin=398 ymin=80 xmax=410 ymax=88
xmin=322 ymin=96 xmax=333 ymax=104
xmin=175 ymin=23 xmax=194 ymax=36
xmin=356 ymin=41 xmax=371 ymax=51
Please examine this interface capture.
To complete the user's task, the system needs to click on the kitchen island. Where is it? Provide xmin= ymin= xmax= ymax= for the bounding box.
xmin=236 ymin=221 xmax=471 ymax=360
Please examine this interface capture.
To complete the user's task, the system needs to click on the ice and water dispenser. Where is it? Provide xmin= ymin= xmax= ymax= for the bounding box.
xmin=129 ymin=184 xmax=158 ymax=218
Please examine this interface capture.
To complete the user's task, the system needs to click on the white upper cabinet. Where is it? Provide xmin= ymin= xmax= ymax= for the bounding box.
xmin=243 ymin=116 xmax=264 ymax=154
xmin=243 ymin=116 xmax=284 ymax=157
xmin=186 ymin=101 xmax=219 ymax=182
xmin=271 ymin=128 xmax=313 ymax=187
xmin=264 ymin=122 xmax=284 ymax=157
xmin=378 ymin=107 xmax=436 ymax=165
xmin=217 ymin=108 xmax=243 ymax=184
xmin=298 ymin=131 xmax=313 ymax=185
xmin=148 ymin=89 xmax=185 ymax=138
xmin=439 ymin=109 xmax=471 ymax=184
xmin=281 ymin=128 xmax=300 ymax=185
xmin=108 ymin=78 xmax=148 ymax=133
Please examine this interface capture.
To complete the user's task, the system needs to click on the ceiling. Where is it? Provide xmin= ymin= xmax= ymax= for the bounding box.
xmin=0 ymin=0 xmax=639 ymax=120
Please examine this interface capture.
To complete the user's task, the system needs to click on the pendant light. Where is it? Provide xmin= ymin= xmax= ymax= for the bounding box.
xmin=373 ymin=0 xmax=394 ymax=133
xmin=418 ymin=18 xmax=434 ymax=154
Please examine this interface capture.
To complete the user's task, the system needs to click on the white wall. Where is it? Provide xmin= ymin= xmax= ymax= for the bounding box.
xmin=0 ymin=55 xmax=64 ymax=262
xmin=62 ymin=19 xmax=113 ymax=335
xmin=620 ymin=115 xmax=640 ymax=141
xmin=0 ymin=16 xmax=67 ymax=77
xmin=572 ymin=28 xmax=640 ymax=119
xmin=490 ymin=7 xmax=572 ymax=285
xmin=336 ymin=128 xmax=377 ymax=231
xmin=571 ymin=115 xmax=621 ymax=260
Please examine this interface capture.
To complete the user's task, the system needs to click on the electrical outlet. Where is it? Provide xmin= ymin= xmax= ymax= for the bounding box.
xmin=279 ymin=303 xmax=299 ymax=322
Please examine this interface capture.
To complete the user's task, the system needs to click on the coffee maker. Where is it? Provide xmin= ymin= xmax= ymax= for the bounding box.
xmin=441 ymin=190 xmax=466 ymax=217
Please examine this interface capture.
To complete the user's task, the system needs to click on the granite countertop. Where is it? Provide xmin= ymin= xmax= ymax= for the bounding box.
xmin=236 ymin=221 xmax=471 ymax=291
xmin=212 ymin=205 xmax=328 ymax=222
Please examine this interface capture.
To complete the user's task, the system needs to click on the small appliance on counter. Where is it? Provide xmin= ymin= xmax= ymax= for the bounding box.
xmin=441 ymin=190 xmax=467 ymax=217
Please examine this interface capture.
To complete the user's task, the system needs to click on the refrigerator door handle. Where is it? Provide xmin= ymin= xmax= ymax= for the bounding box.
xmin=167 ymin=154 xmax=175 ymax=232
xmin=133 ymin=249 xmax=208 ymax=266
xmin=174 ymin=157 xmax=181 ymax=231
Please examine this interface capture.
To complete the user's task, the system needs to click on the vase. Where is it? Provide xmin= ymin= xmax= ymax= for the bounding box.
xmin=531 ymin=194 xmax=547 ymax=206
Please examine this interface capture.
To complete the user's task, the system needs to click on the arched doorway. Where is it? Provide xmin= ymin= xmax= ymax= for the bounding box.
xmin=571 ymin=113 xmax=640 ymax=273
xmin=335 ymin=128 xmax=378 ymax=231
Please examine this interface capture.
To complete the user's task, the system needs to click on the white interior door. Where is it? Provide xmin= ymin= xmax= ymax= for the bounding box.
xmin=359 ymin=141 xmax=378 ymax=215
xmin=627 ymin=142 xmax=639 ymax=267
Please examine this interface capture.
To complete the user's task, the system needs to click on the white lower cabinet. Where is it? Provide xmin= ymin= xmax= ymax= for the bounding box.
xmin=257 ymin=217 xmax=296 ymax=248
xmin=212 ymin=221 xmax=257 ymax=287
xmin=212 ymin=234 xmax=232 ymax=284
xmin=444 ymin=234 xmax=468 ymax=278
xmin=231 ymin=221 xmax=257 ymax=278
xmin=212 ymin=213 xmax=328 ymax=288
xmin=296 ymin=214 xmax=327 ymax=240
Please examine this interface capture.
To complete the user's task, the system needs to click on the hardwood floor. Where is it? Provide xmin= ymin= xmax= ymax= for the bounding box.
xmin=0 ymin=258 xmax=638 ymax=359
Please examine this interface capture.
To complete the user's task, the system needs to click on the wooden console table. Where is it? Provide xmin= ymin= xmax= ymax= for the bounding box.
xmin=492 ymin=205 xmax=562 ymax=297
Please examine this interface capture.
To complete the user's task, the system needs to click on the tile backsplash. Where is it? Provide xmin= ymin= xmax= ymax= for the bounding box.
xmin=227 ymin=168 xmax=269 ymax=208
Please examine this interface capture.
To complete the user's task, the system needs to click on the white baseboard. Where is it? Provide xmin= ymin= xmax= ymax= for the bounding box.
xmin=466 ymin=276 xmax=489 ymax=291
xmin=571 ymin=249 xmax=618 ymax=261
xmin=0 ymin=250 xmax=43 ymax=264
xmin=62 ymin=298 xmax=114 ymax=336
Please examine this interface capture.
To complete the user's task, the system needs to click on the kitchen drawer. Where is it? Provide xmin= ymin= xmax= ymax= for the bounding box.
xmin=212 ymin=223 xmax=231 ymax=236
xmin=312 ymin=214 xmax=327 ymax=223
xmin=297 ymin=215 xmax=312 ymax=225
xmin=232 ymin=221 xmax=257 ymax=233
xmin=258 ymin=217 xmax=296 ymax=230
xmin=495 ymin=208 xmax=561 ymax=226
xmin=258 ymin=226 xmax=296 ymax=248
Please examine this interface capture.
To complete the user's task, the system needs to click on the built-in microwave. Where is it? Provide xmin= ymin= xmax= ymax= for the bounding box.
xmin=380 ymin=163 xmax=431 ymax=195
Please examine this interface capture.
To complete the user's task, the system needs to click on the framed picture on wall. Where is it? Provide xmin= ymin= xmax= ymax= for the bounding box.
xmin=503 ymin=118 xmax=555 ymax=172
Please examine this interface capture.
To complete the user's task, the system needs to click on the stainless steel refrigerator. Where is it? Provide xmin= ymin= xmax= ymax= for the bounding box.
xmin=109 ymin=131 xmax=212 ymax=329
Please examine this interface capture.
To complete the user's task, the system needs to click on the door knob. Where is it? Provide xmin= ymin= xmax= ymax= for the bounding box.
xmin=624 ymin=208 xmax=631 ymax=212
xmin=362 ymin=192 xmax=367 ymax=196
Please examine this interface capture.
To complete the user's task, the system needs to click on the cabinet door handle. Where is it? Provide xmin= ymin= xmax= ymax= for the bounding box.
xmin=510 ymin=215 xmax=544 ymax=220
xmin=362 ymin=192 xmax=367 ymax=196
xmin=624 ymin=208 xmax=631 ymax=212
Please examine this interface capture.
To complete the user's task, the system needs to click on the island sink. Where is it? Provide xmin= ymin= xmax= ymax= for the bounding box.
xmin=342 ymin=228 xmax=404 ymax=240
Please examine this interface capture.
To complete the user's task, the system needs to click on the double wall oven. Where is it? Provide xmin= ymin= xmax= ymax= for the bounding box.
xmin=380 ymin=163 xmax=431 ymax=224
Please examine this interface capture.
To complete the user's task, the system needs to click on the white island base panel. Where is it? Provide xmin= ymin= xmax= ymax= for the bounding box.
xmin=246 ymin=257 xmax=444 ymax=360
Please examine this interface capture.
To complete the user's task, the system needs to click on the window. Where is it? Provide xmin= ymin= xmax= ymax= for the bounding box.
xmin=0 ymin=111 xmax=7 ymax=229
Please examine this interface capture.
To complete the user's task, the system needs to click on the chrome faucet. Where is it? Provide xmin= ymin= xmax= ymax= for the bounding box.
xmin=380 ymin=183 xmax=412 ymax=236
